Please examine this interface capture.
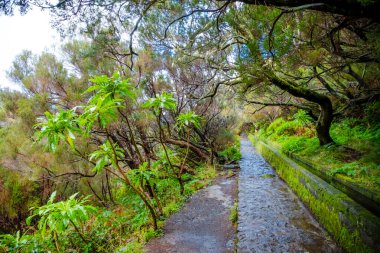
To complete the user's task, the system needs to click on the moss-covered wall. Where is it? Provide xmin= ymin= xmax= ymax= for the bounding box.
xmin=286 ymin=151 xmax=380 ymax=215
xmin=250 ymin=137 xmax=380 ymax=253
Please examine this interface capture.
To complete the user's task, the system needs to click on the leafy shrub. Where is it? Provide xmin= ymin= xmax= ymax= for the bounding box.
xmin=275 ymin=121 xmax=299 ymax=136
xmin=0 ymin=231 xmax=37 ymax=252
xmin=218 ymin=145 xmax=242 ymax=162
xmin=262 ymin=112 xmax=314 ymax=139
xmin=265 ymin=117 xmax=286 ymax=136
xmin=281 ymin=137 xmax=308 ymax=153
xmin=293 ymin=109 xmax=313 ymax=126
xmin=329 ymin=162 xmax=359 ymax=177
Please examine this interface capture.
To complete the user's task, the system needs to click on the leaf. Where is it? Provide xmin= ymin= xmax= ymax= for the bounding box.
xmin=143 ymin=92 xmax=176 ymax=111
xmin=176 ymin=111 xmax=203 ymax=130
xmin=49 ymin=191 xmax=57 ymax=204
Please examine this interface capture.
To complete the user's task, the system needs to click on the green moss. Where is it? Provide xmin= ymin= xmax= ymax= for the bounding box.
xmin=252 ymin=139 xmax=378 ymax=253
xmin=260 ymin=174 xmax=275 ymax=179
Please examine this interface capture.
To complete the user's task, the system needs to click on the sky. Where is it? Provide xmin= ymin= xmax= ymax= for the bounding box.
xmin=0 ymin=8 xmax=61 ymax=90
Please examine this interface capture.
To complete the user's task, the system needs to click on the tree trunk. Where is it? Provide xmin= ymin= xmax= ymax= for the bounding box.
xmin=316 ymin=98 xmax=334 ymax=145
xmin=178 ymin=176 xmax=185 ymax=195
xmin=264 ymin=71 xmax=335 ymax=145
xmin=166 ymin=138 xmax=210 ymax=160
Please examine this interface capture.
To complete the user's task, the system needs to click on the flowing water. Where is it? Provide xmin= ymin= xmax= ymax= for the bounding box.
xmin=237 ymin=136 xmax=341 ymax=253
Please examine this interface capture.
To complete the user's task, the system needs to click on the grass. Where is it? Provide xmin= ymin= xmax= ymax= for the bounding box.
xmin=229 ymin=202 xmax=238 ymax=225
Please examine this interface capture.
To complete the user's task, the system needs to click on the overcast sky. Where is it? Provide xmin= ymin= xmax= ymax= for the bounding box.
xmin=0 ymin=8 xmax=61 ymax=90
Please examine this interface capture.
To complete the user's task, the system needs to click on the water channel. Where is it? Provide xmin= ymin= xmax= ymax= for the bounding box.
xmin=237 ymin=136 xmax=341 ymax=253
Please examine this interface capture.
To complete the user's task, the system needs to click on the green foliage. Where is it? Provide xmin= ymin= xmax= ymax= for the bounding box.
xmin=142 ymin=92 xmax=176 ymax=112
xmin=34 ymin=109 xmax=80 ymax=151
xmin=219 ymin=145 xmax=242 ymax=162
xmin=2 ymin=61 xmax=228 ymax=250
xmin=331 ymin=118 xmax=370 ymax=144
xmin=265 ymin=117 xmax=286 ymax=136
xmin=229 ymin=202 xmax=238 ymax=225
xmin=364 ymin=101 xmax=380 ymax=127
xmin=329 ymin=162 xmax=376 ymax=177
xmin=176 ymin=111 xmax=202 ymax=130
xmin=1 ymin=192 xmax=98 ymax=252
xmin=80 ymin=93 xmax=124 ymax=131
xmin=26 ymin=191 xmax=97 ymax=237
xmin=0 ymin=168 xmax=40 ymax=233
xmin=0 ymin=231 xmax=33 ymax=252
xmin=115 ymin=241 xmax=143 ymax=253
xmin=86 ymin=72 xmax=136 ymax=101
xmin=89 ymin=140 xmax=124 ymax=172
xmin=278 ymin=136 xmax=319 ymax=154
xmin=254 ymin=109 xmax=380 ymax=192
xmin=76 ymin=72 xmax=138 ymax=133
xmin=127 ymin=162 xmax=158 ymax=188
xmin=330 ymin=162 xmax=359 ymax=177
xmin=293 ymin=110 xmax=313 ymax=126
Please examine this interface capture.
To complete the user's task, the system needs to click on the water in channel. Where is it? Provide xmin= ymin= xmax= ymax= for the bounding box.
xmin=237 ymin=136 xmax=341 ymax=253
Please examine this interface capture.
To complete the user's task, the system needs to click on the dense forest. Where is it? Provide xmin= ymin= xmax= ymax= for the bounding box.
xmin=0 ymin=0 xmax=379 ymax=252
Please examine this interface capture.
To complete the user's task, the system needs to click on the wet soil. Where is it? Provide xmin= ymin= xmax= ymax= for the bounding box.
xmin=145 ymin=176 xmax=238 ymax=253
xmin=237 ymin=136 xmax=341 ymax=253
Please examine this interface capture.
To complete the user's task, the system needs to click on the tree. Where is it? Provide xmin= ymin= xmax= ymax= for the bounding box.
xmin=136 ymin=2 xmax=379 ymax=145
xmin=235 ymin=0 xmax=380 ymax=21
xmin=0 ymin=0 xmax=30 ymax=15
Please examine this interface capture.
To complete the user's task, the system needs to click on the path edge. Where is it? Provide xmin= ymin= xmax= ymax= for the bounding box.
xmin=249 ymin=135 xmax=380 ymax=253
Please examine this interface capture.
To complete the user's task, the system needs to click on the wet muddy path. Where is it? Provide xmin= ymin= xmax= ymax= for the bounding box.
xmin=237 ymin=136 xmax=340 ymax=252
xmin=146 ymin=176 xmax=238 ymax=253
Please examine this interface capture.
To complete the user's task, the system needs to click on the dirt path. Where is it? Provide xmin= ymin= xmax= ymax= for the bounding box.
xmin=237 ymin=136 xmax=340 ymax=252
xmin=145 ymin=175 xmax=238 ymax=253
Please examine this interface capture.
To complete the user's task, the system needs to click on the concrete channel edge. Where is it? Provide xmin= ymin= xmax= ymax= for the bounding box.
xmin=249 ymin=137 xmax=380 ymax=253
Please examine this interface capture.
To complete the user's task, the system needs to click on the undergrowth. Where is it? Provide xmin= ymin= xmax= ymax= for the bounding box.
xmin=0 ymin=164 xmax=217 ymax=252
xmin=253 ymin=105 xmax=380 ymax=191
xmin=218 ymin=137 xmax=242 ymax=163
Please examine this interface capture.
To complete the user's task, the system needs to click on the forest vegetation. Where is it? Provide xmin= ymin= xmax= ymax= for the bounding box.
xmin=0 ymin=0 xmax=379 ymax=252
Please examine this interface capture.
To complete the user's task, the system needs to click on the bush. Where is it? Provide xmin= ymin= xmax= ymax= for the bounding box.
xmin=218 ymin=145 xmax=242 ymax=162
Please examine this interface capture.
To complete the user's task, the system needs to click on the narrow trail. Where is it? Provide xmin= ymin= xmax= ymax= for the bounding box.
xmin=146 ymin=176 xmax=238 ymax=253
xmin=237 ymin=136 xmax=340 ymax=252
xmin=146 ymin=136 xmax=341 ymax=253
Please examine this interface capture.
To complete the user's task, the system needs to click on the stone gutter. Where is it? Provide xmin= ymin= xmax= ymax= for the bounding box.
xmin=286 ymin=151 xmax=380 ymax=217
xmin=251 ymin=137 xmax=380 ymax=253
